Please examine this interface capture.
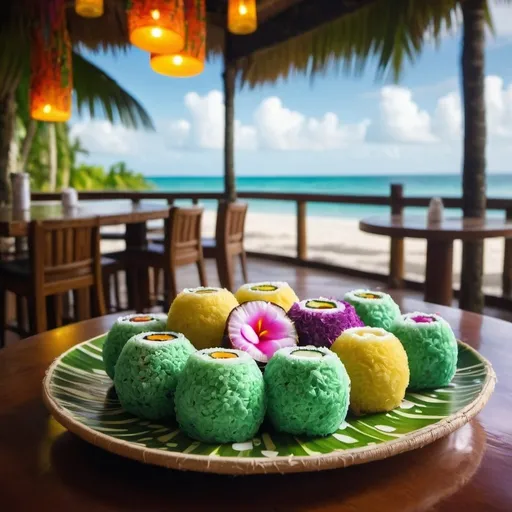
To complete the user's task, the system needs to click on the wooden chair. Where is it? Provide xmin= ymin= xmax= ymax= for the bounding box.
xmin=141 ymin=206 xmax=207 ymax=308
xmin=202 ymin=201 xmax=249 ymax=291
xmin=0 ymin=217 xmax=106 ymax=347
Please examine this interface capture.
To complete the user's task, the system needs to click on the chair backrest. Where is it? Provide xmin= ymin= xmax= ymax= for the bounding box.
xmin=29 ymin=216 xmax=102 ymax=296
xmin=215 ymin=201 xmax=248 ymax=252
xmin=165 ymin=206 xmax=204 ymax=264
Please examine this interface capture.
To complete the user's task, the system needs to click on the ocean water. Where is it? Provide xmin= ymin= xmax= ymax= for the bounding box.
xmin=147 ymin=174 xmax=512 ymax=219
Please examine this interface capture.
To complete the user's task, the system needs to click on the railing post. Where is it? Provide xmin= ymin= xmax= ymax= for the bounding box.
xmin=502 ymin=208 xmax=512 ymax=297
xmin=297 ymin=201 xmax=307 ymax=261
xmin=389 ymin=184 xmax=404 ymax=289
xmin=131 ymin=197 xmax=140 ymax=207
xmin=192 ymin=198 xmax=199 ymax=205
xmin=167 ymin=198 xmax=174 ymax=206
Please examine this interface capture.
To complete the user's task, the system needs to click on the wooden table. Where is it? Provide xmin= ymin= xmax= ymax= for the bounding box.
xmin=0 ymin=297 xmax=509 ymax=511
xmin=360 ymin=215 xmax=512 ymax=306
xmin=0 ymin=202 xmax=169 ymax=311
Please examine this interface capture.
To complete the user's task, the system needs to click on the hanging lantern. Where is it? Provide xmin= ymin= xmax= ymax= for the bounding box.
xmin=75 ymin=0 xmax=104 ymax=17
xmin=228 ymin=0 xmax=257 ymax=35
xmin=30 ymin=2 xmax=73 ymax=122
xmin=150 ymin=0 xmax=205 ymax=78
xmin=128 ymin=0 xmax=185 ymax=54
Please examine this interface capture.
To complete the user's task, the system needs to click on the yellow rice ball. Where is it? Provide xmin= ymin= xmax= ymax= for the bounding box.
xmin=235 ymin=281 xmax=299 ymax=311
xmin=167 ymin=287 xmax=239 ymax=350
xmin=331 ymin=327 xmax=410 ymax=415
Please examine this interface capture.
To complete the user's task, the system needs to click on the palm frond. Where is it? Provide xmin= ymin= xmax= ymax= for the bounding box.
xmin=73 ymin=52 xmax=155 ymax=131
xmin=240 ymin=0 xmax=472 ymax=87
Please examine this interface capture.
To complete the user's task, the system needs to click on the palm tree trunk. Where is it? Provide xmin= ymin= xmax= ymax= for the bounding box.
xmin=0 ymin=91 xmax=16 ymax=204
xmin=57 ymin=123 xmax=71 ymax=188
xmin=223 ymin=34 xmax=237 ymax=203
xmin=459 ymin=0 xmax=487 ymax=313
xmin=19 ymin=120 xmax=37 ymax=171
xmin=48 ymin=123 xmax=58 ymax=192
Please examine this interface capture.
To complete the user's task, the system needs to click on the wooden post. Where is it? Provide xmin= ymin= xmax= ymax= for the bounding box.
xmin=389 ymin=184 xmax=404 ymax=289
xmin=192 ymin=198 xmax=199 ymax=205
xmin=503 ymin=208 xmax=512 ymax=297
xmin=223 ymin=34 xmax=237 ymax=203
xmin=297 ymin=201 xmax=307 ymax=261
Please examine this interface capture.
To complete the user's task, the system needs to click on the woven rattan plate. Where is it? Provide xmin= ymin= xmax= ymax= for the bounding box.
xmin=43 ymin=335 xmax=495 ymax=475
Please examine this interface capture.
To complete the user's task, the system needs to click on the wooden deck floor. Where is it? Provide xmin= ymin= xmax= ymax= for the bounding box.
xmin=4 ymin=256 xmax=511 ymax=347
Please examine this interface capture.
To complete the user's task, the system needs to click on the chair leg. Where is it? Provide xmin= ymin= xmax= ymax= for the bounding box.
xmin=102 ymin=273 xmax=112 ymax=313
xmin=165 ymin=267 xmax=178 ymax=311
xmin=113 ymin=272 xmax=121 ymax=311
xmin=0 ymin=288 xmax=6 ymax=348
xmin=197 ymin=257 xmax=208 ymax=288
xmin=47 ymin=295 xmax=63 ymax=329
xmin=216 ymin=252 xmax=234 ymax=291
xmin=240 ymin=251 xmax=249 ymax=282
xmin=29 ymin=293 xmax=48 ymax=334
xmin=15 ymin=295 xmax=25 ymax=334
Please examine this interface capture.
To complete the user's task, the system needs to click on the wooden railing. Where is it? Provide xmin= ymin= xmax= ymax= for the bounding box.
xmin=32 ymin=185 xmax=512 ymax=307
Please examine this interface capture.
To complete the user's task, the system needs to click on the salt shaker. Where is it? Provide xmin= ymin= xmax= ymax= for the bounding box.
xmin=427 ymin=197 xmax=444 ymax=224
xmin=61 ymin=187 xmax=78 ymax=209
xmin=10 ymin=172 xmax=30 ymax=211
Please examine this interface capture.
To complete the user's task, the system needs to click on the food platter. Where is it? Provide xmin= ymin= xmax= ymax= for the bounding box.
xmin=43 ymin=334 xmax=495 ymax=475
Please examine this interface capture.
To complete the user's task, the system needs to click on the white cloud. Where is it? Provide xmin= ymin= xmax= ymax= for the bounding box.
xmin=253 ymin=97 xmax=369 ymax=150
xmin=489 ymin=4 xmax=512 ymax=39
xmin=184 ymin=90 xmax=257 ymax=150
xmin=369 ymin=86 xmax=437 ymax=143
xmin=433 ymin=91 xmax=462 ymax=140
xmin=70 ymin=120 xmax=135 ymax=155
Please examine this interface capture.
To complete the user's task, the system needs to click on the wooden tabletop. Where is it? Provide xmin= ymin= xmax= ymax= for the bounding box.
xmin=0 ymin=296 xmax=509 ymax=511
xmin=0 ymin=202 xmax=170 ymax=237
xmin=360 ymin=214 xmax=512 ymax=241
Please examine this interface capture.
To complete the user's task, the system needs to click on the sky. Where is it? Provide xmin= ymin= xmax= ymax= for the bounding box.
xmin=70 ymin=3 xmax=512 ymax=177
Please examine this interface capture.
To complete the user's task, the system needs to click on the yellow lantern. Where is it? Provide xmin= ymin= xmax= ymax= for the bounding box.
xmin=75 ymin=0 xmax=104 ymax=18
xmin=128 ymin=0 xmax=185 ymax=54
xmin=30 ymin=7 xmax=73 ymax=122
xmin=150 ymin=0 xmax=205 ymax=77
xmin=228 ymin=0 xmax=257 ymax=35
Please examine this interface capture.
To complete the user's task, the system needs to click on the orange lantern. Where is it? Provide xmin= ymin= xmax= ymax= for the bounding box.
xmin=150 ymin=0 xmax=205 ymax=77
xmin=128 ymin=0 xmax=185 ymax=54
xmin=228 ymin=0 xmax=257 ymax=35
xmin=30 ymin=4 xmax=73 ymax=122
xmin=75 ymin=0 xmax=104 ymax=18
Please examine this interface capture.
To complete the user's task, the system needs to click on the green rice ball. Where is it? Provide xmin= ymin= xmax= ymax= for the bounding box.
xmin=114 ymin=331 xmax=196 ymax=420
xmin=264 ymin=346 xmax=351 ymax=436
xmin=344 ymin=289 xmax=401 ymax=330
xmin=103 ymin=313 xmax=168 ymax=379
xmin=390 ymin=312 xmax=458 ymax=389
xmin=174 ymin=348 xmax=266 ymax=443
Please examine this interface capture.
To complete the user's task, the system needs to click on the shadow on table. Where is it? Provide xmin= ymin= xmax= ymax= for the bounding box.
xmin=50 ymin=420 xmax=486 ymax=511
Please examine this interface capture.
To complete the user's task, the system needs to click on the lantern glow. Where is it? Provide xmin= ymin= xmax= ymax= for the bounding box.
xmin=75 ymin=0 xmax=104 ymax=18
xmin=150 ymin=0 xmax=206 ymax=78
xmin=30 ymin=3 xmax=72 ymax=122
xmin=228 ymin=0 xmax=257 ymax=35
xmin=128 ymin=0 xmax=185 ymax=54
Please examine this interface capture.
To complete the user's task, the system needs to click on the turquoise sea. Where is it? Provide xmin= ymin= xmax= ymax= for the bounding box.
xmin=148 ymin=174 xmax=512 ymax=219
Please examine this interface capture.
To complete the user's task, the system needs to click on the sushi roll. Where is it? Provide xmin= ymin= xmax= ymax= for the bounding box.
xmin=235 ymin=281 xmax=299 ymax=311
xmin=174 ymin=348 xmax=266 ymax=443
xmin=224 ymin=301 xmax=298 ymax=366
xmin=331 ymin=327 xmax=409 ymax=415
xmin=288 ymin=297 xmax=363 ymax=348
xmin=390 ymin=312 xmax=458 ymax=390
xmin=264 ymin=346 xmax=351 ymax=437
xmin=102 ymin=313 xmax=168 ymax=379
xmin=344 ymin=289 xmax=401 ymax=330
xmin=114 ymin=331 xmax=196 ymax=420
xmin=167 ymin=287 xmax=238 ymax=350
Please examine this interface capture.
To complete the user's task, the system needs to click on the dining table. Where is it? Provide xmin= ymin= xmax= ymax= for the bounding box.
xmin=0 ymin=295 xmax=509 ymax=511
xmin=0 ymin=201 xmax=170 ymax=311
xmin=359 ymin=214 xmax=512 ymax=306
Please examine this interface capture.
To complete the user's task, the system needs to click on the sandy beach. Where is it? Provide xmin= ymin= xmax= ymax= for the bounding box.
xmin=102 ymin=209 xmax=506 ymax=296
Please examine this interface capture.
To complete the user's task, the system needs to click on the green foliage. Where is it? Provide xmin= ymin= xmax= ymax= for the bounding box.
xmin=69 ymin=162 xmax=153 ymax=192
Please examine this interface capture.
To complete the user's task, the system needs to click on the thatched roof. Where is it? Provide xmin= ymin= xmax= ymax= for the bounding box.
xmin=0 ymin=0 xmax=382 ymax=96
